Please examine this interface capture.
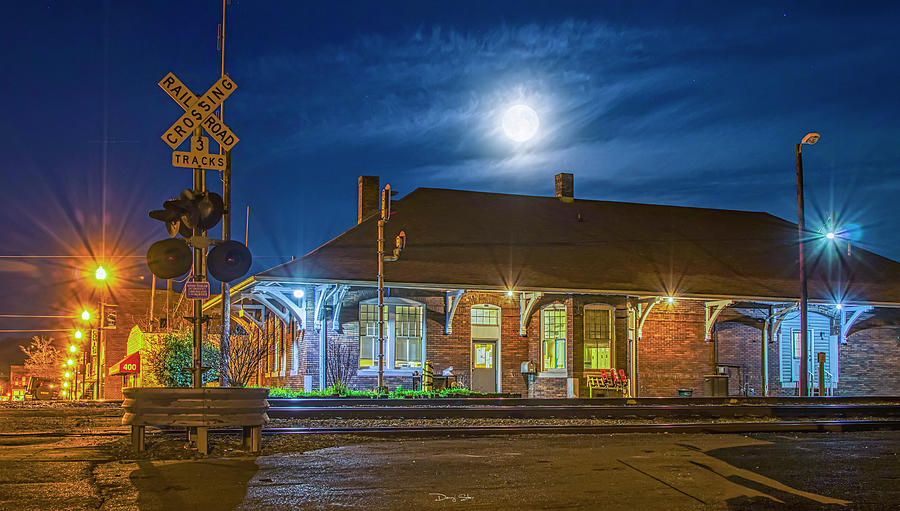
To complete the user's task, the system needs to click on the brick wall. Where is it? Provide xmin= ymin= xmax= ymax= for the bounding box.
xmin=637 ymin=300 xmax=712 ymax=397
xmin=837 ymin=327 xmax=900 ymax=396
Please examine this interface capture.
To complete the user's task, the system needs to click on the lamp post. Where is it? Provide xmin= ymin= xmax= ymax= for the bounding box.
xmin=795 ymin=132 xmax=820 ymax=397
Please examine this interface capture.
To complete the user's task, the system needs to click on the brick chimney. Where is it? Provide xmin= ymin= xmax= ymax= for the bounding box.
xmin=358 ymin=176 xmax=380 ymax=224
xmin=555 ymin=172 xmax=574 ymax=203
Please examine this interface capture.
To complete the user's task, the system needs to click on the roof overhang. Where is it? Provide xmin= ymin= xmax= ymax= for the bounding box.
xmin=208 ymin=275 xmax=900 ymax=309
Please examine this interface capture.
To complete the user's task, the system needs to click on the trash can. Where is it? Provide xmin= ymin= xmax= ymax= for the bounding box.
xmin=677 ymin=389 xmax=694 ymax=398
xmin=703 ymin=375 xmax=729 ymax=397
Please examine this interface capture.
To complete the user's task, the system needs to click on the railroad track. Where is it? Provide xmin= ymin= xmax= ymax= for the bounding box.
xmin=266 ymin=403 xmax=900 ymax=420
xmin=3 ymin=420 xmax=898 ymax=439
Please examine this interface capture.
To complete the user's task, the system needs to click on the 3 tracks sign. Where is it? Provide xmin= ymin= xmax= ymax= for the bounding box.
xmin=158 ymin=72 xmax=239 ymax=170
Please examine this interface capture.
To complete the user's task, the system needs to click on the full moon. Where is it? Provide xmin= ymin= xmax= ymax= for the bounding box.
xmin=502 ymin=104 xmax=540 ymax=142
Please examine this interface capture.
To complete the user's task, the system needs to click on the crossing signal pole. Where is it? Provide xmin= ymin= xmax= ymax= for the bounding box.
xmin=150 ymin=66 xmax=250 ymax=389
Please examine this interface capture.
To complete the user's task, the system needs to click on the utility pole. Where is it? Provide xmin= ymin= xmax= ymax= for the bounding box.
xmin=376 ymin=186 xmax=387 ymax=392
xmin=219 ymin=0 xmax=231 ymax=387
xmin=795 ymin=132 xmax=820 ymax=397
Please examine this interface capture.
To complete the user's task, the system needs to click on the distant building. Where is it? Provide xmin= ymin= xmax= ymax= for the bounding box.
xmin=205 ymin=174 xmax=900 ymax=398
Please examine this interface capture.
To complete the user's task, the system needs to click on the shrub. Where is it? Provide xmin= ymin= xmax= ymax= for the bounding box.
xmin=147 ymin=332 xmax=220 ymax=387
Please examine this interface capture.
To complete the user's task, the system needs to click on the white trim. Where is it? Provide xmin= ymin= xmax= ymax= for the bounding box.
xmin=470 ymin=303 xmax=502 ymax=393
xmin=538 ymin=371 xmax=568 ymax=378
xmin=540 ymin=303 xmax=567 ymax=372
xmin=358 ymin=298 xmax=427 ymax=371
xmin=583 ymin=303 xmax=616 ymax=371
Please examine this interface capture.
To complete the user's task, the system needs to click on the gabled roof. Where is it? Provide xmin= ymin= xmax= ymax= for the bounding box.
xmin=256 ymin=187 xmax=900 ymax=306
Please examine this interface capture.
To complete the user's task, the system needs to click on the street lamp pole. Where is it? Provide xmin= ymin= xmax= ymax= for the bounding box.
xmin=795 ymin=132 xmax=820 ymax=397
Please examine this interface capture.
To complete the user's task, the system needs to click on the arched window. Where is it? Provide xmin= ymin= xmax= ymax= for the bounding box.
xmin=358 ymin=298 xmax=425 ymax=371
xmin=541 ymin=304 xmax=567 ymax=371
xmin=584 ymin=304 xmax=615 ymax=370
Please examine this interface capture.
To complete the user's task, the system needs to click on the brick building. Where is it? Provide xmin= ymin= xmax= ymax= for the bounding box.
xmin=204 ymin=174 xmax=900 ymax=398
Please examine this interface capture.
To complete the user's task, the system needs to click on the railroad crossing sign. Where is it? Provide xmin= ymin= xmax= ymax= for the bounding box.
xmin=171 ymin=135 xmax=227 ymax=171
xmin=158 ymin=72 xmax=239 ymax=152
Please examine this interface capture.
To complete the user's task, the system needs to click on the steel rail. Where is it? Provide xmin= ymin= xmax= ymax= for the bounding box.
xmin=267 ymin=396 xmax=900 ymax=408
xmin=253 ymin=420 xmax=900 ymax=436
xmin=267 ymin=404 xmax=900 ymax=420
xmin=2 ymin=420 xmax=897 ymax=440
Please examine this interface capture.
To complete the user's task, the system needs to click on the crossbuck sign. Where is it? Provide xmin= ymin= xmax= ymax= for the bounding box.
xmin=158 ymin=72 xmax=240 ymax=159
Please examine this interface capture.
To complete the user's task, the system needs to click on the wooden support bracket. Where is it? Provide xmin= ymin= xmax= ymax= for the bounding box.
xmin=519 ymin=292 xmax=543 ymax=336
xmin=444 ymin=290 xmax=466 ymax=334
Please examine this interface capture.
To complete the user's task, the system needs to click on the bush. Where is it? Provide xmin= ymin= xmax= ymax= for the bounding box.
xmin=148 ymin=332 xmax=220 ymax=387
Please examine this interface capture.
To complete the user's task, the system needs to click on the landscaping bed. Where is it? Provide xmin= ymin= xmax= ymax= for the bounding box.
xmin=265 ymin=385 xmax=519 ymax=399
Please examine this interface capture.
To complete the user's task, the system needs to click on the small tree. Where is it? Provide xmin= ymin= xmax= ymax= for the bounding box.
xmin=147 ymin=332 xmax=219 ymax=387
xmin=20 ymin=337 xmax=61 ymax=378
xmin=325 ymin=343 xmax=357 ymax=393
xmin=226 ymin=328 xmax=269 ymax=387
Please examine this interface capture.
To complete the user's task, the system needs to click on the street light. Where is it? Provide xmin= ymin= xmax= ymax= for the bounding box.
xmin=69 ymin=345 xmax=77 ymax=353
xmin=795 ymin=131 xmax=820 ymax=397
xmin=81 ymin=309 xmax=91 ymax=321
xmin=66 ymin=358 xmax=74 ymax=366
xmin=74 ymin=329 xmax=83 ymax=340
xmin=95 ymin=265 xmax=107 ymax=281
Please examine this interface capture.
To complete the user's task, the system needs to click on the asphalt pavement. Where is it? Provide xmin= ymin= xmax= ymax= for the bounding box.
xmin=1 ymin=425 xmax=897 ymax=510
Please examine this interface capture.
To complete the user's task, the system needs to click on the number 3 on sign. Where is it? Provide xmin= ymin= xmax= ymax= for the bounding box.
xmin=192 ymin=135 xmax=208 ymax=154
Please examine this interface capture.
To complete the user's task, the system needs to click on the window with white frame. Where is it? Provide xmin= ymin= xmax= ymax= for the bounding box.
xmin=359 ymin=301 xmax=424 ymax=370
xmin=471 ymin=307 xmax=500 ymax=326
xmin=541 ymin=305 xmax=567 ymax=371
xmin=584 ymin=305 xmax=614 ymax=370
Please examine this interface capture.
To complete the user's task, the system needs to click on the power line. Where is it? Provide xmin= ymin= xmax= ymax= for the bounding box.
xmin=0 ymin=315 xmax=78 ymax=319
xmin=0 ymin=329 xmax=74 ymax=333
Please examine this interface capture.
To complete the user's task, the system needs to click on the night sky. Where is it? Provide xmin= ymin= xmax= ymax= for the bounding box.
xmin=1 ymin=1 xmax=899 ymax=363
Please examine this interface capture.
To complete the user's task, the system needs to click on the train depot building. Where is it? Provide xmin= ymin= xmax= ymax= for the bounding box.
xmin=205 ymin=174 xmax=900 ymax=398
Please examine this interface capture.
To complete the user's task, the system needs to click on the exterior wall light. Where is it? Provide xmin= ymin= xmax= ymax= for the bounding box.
xmin=293 ymin=289 xmax=305 ymax=299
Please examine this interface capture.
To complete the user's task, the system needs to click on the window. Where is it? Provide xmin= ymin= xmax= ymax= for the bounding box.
xmin=541 ymin=305 xmax=566 ymax=371
xmin=471 ymin=307 xmax=499 ymax=326
xmin=584 ymin=306 xmax=613 ymax=369
xmin=359 ymin=301 xmax=423 ymax=370
xmin=394 ymin=305 xmax=423 ymax=368
xmin=792 ymin=330 xmax=812 ymax=359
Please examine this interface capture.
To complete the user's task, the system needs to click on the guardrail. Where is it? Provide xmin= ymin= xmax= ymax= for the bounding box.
xmin=122 ymin=387 xmax=269 ymax=454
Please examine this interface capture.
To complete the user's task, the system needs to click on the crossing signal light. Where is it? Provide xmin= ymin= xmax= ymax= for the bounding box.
xmin=147 ymin=238 xmax=192 ymax=279
xmin=207 ymin=240 xmax=253 ymax=282
xmin=149 ymin=189 xmax=225 ymax=237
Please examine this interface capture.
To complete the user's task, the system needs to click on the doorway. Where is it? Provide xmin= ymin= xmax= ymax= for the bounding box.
xmin=470 ymin=305 xmax=501 ymax=393
xmin=472 ymin=341 xmax=497 ymax=393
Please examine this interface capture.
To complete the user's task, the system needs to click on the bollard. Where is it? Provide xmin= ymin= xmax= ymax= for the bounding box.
xmin=423 ymin=360 xmax=434 ymax=392
xmin=817 ymin=352 xmax=826 ymax=396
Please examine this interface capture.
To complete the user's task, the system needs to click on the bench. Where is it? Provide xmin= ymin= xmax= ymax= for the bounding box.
xmin=122 ymin=387 xmax=269 ymax=455
xmin=585 ymin=369 xmax=629 ymax=398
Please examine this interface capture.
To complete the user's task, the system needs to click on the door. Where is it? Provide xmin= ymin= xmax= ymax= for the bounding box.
xmin=472 ymin=341 xmax=497 ymax=393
